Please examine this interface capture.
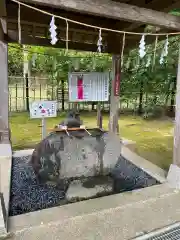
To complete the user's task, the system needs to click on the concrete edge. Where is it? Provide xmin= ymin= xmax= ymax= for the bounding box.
xmin=9 ymin=183 xmax=173 ymax=232
xmin=12 ymin=149 xmax=34 ymax=158
xmin=121 ymin=138 xmax=136 ymax=146
xmin=0 ymin=143 xmax=12 ymax=234
xmin=9 ymin=184 xmax=180 ymax=240
xmin=167 ymin=164 xmax=180 ymax=189
xmin=0 ymin=205 xmax=6 ymax=237
xmin=121 ymin=145 xmax=167 ymax=184
xmin=0 ymin=144 xmax=12 ymax=158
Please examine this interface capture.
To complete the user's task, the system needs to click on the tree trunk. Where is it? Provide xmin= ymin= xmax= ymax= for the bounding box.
xmin=25 ymin=73 xmax=29 ymax=112
xmin=97 ymin=102 xmax=102 ymax=128
xmin=61 ymin=79 xmax=65 ymax=111
xmin=153 ymin=95 xmax=157 ymax=105
xmin=165 ymin=78 xmax=172 ymax=107
xmin=170 ymin=77 xmax=176 ymax=114
xmin=138 ymin=78 xmax=144 ymax=115
xmin=91 ymin=102 xmax=95 ymax=111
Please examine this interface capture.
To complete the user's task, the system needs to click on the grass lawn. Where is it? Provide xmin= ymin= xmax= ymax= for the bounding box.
xmin=10 ymin=112 xmax=174 ymax=171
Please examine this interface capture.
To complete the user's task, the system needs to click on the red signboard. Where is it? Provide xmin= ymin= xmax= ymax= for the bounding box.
xmin=114 ymin=57 xmax=121 ymax=96
xmin=114 ymin=73 xmax=120 ymax=96
xmin=77 ymin=75 xmax=84 ymax=100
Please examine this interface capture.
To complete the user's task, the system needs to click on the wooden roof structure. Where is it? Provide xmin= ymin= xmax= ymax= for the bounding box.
xmin=2 ymin=2 xmax=180 ymax=234
xmin=1 ymin=0 xmax=180 ymax=54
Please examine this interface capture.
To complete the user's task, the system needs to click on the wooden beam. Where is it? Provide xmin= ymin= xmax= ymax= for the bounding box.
xmin=19 ymin=0 xmax=180 ymax=30
xmin=7 ymin=19 xmax=108 ymax=44
xmin=7 ymin=19 xmax=108 ymax=37
xmin=7 ymin=30 xmax=99 ymax=52
xmin=129 ymin=0 xmax=171 ymax=11
xmin=0 ymin=0 xmax=6 ymax=18
xmin=5 ymin=28 xmax=128 ymax=53
xmin=0 ymin=19 xmax=7 ymax=35
xmin=7 ymin=19 xmax=140 ymax=43
xmin=124 ymin=0 xmax=180 ymax=32
xmin=163 ymin=1 xmax=180 ymax=12
xmin=7 ymin=2 xmax=128 ymax=32
xmin=7 ymin=28 xmax=162 ymax=54
xmin=0 ymin=0 xmax=7 ymax=35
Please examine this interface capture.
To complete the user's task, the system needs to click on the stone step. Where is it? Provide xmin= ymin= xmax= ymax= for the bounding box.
xmin=7 ymin=184 xmax=179 ymax=240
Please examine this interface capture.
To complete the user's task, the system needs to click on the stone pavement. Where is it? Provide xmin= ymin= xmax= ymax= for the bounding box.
xmin=8 ymin=183 xmax=180 ymax=240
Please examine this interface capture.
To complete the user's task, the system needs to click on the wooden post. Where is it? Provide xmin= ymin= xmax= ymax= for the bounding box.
xmin=167 ymin=44 xmax=180 ymax=188
xmin=0 ymin=17 xmax=9 ymax=143
xmin=41 ymin=118 xmax=46 ymax=140
xmin=173 ymin=45 xmax=180 ymax=167
xmin=97 ymin=102 xmax=102 ymax=129
xmin=108 ymin=55 xmax=120 ymax=134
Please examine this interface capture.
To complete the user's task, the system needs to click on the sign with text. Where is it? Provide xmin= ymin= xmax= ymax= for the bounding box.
xmin=68 ymin=72 xmax=109 ymax=102
xmin=29 ymin=101 xmax=57 ymax=119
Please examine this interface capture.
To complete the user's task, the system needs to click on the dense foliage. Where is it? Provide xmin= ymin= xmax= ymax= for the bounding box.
xmin=8 ymin=32 xmax=180 ymax=117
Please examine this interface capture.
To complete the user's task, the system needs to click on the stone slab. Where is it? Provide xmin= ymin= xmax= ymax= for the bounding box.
xmin=13 ymin=149 xmax=33 ymax=158
xmin=0 ymin=143 xmax=12 ymax=227
xmin=8 ymin=184 xmax=180 ymax=240
xmin=8 ymin=184 xmax=173 ymax=232
xmin=167 ymin=164 xmax=180 ymax=189
xmin=0 ymin=200 xmax=6 ymax=237
xmin=66 ymin=178 xmax=113 ymax=201
xmin=121 ymin=138 xmax=136 ymax=151
xmin=0 ymin=144 xmax=12 ymax=157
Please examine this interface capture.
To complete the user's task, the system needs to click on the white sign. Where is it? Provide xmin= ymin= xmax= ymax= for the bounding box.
xmin=68 ymin=72 xmax=109 ymax=102
xmin=29 ymin=101 xmax=57 ymax=119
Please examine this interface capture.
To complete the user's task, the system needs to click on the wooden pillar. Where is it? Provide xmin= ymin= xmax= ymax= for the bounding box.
xmin=167 ymin=45 xmax=180 ymax=188
xmin=108 ymin=55 xmax=120 ymax=134
xmin=0 ymin=17 xmax=9 ymax=143
xmin=23 ymin=45 xmax=31 ymax=112
xmin=173 ymin=45 xmax=180 ymax=167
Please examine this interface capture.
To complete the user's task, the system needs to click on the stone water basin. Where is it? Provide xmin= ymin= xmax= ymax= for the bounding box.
xmin=9 ymin=153 xmax=159 ymax=217
xmin=9 ymin=128 xmax=159 ymax=216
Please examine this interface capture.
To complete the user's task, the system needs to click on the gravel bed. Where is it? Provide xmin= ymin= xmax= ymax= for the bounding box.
xmin=9 ymin=156 xmax=66 ymax=216
xmin=9 ymin=154 xmax=159 ymax=216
